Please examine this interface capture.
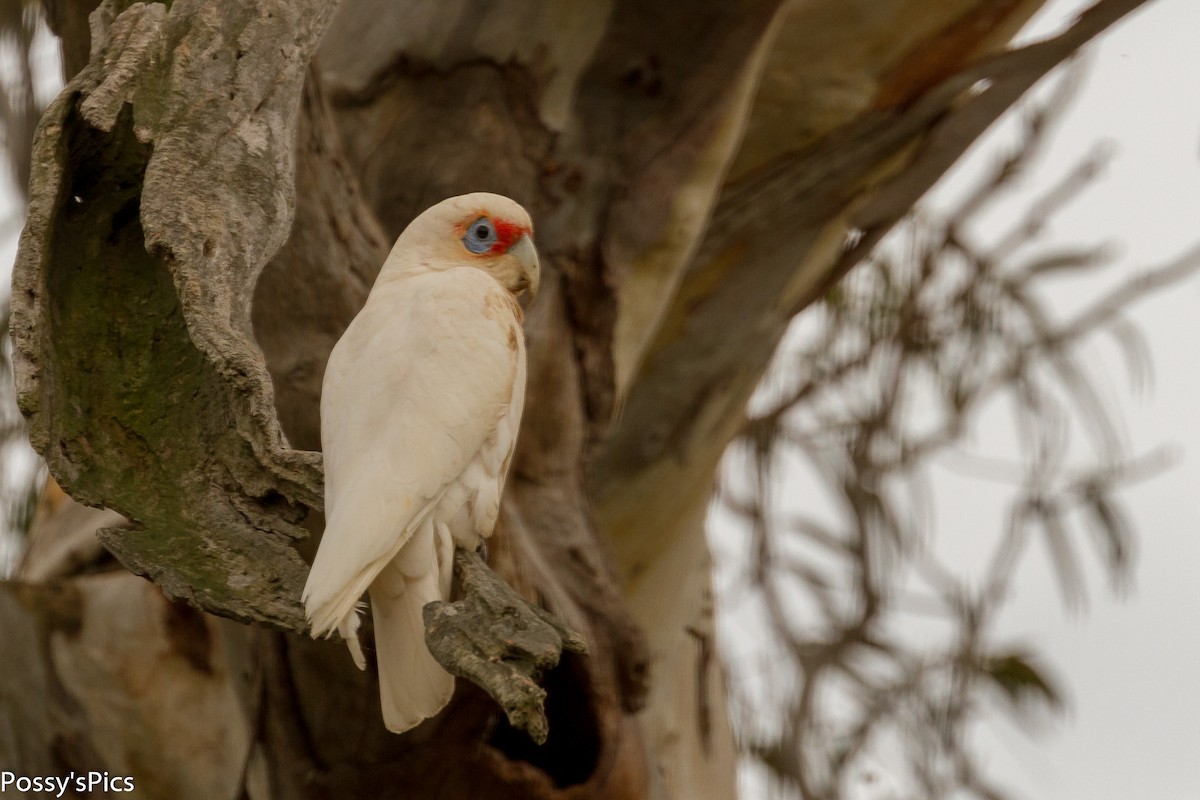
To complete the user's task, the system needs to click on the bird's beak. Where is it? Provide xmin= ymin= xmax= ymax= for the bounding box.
xmin=510 ymin=234 xmax=540 ymax=299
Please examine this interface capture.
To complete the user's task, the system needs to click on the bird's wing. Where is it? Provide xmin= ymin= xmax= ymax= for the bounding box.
xmin=303 ymin=269 xmax=523 ymax=636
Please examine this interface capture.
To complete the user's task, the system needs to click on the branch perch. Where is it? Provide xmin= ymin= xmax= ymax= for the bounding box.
xmin=424 ymin=549 xmax=588 ymax=744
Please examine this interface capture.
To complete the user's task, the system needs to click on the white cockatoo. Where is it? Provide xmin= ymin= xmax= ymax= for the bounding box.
xmin=303 ymin=192 xmax=539 ymax=733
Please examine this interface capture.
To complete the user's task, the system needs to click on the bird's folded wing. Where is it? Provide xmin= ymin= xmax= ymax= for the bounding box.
xmin=303 ymin=270 xmax=521 ymax=633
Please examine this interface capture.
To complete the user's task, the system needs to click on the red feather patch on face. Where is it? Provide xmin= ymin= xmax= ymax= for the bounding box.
xmin=489 ymin=218 xmax=527 ymax=254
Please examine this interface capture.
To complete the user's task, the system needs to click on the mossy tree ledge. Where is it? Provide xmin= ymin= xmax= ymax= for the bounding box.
xmin=10 ymin=0 xmax=334 ymax=629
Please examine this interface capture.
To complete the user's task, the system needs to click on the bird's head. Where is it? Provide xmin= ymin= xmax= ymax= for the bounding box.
xmin=392 ymin=192 xmax=540 ymax=300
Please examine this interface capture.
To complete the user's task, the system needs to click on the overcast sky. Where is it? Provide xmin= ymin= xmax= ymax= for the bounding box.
xmin=723 ymin=1 xmax=1200 ymax=798
xmin=957 ymin=1 xmax=1200 ymax=797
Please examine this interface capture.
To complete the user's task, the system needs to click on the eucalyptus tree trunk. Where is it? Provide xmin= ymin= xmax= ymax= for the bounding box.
xmin=0 ymin=1 xmax=1147 ymax=798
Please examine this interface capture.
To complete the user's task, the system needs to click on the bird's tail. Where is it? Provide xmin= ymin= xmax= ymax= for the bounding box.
xmin=368 ymin=519 xmax=456 ymax=734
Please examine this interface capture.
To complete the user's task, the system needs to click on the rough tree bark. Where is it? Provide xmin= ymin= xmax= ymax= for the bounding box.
xmin=0 ymin=1 xmax=1150 ymax=799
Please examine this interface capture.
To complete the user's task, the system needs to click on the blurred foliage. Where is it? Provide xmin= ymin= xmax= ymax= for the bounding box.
xmin=0 ymin=0 xmax=49 ymax=574
xmin=0 ymin=302 xmax=40 ymax=574
xmin=0 ymin=0 xmax=42 ymax=201
xmin=722 ymin=72 xmax=1199 ymax=799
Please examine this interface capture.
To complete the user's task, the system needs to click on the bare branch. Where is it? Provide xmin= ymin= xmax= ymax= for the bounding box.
xmin=424 ymin=549 xmax=588 ymax=745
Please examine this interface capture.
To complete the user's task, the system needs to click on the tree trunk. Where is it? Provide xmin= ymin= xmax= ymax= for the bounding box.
xmin=1 ymin=1 xmax=1148 ymax=798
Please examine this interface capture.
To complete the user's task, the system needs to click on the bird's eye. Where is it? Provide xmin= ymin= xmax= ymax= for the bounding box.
xmin=462 ymin=217 xmax=498 ymax=254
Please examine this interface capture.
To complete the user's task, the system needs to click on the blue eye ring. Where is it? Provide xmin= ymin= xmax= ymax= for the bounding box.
xmin=463 ymin=217 xmax=498 ymax=254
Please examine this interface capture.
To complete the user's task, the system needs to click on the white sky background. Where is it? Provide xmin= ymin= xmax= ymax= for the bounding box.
xmin=0 ymin=0 xmax=1196 ymax=797
xmin=719 ymin=1 xmax=1200 ymax=798
xmin=926 ymin=2 xmax=1200 ymax=798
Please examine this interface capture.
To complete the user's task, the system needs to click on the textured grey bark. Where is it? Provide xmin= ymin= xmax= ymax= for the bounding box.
xmin=425 ymin=550 xmax=589 ymax=745
xmin=11 ymin=0 xmax=336 ymax=629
